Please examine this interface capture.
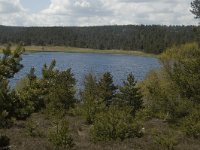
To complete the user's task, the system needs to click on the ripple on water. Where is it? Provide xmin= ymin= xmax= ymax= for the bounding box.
xmin=0 ymin=52 xmax=161 ymax=87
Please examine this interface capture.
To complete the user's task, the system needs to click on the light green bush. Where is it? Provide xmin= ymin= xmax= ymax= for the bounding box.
xmin=181 ymin=107 xmax=200 ymax=139
xmin=48 ymin=119 xmax=75 ymax=150
xmin=91 ymin=105 xmax=143 ymax=141
xmin=152 ymin=128 xmax=179 ymax=150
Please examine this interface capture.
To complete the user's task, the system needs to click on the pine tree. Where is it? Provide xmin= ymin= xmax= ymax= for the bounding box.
xmin=43 ymin=61 xmax=76 ymax=116
xmin=98 ymin=72 xmax=117 ymax=106
xmin=81 ymin=73 xmax=105 ymax=124
xmin=191 ymin=0 xmax=200 ymax=19
xmin=118 ymin=73 xmax=143 ymax=116
xmin=191 ymin=0 xmax=200 ymax=47
xmin=0 ymin=44 xmax=24 ymax=127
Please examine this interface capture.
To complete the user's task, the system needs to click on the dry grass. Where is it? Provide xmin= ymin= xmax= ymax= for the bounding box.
xmin=1 ymin=113 xmax=199 ymax=150
xmin=0 ymin=45 xmax=156 ymax=57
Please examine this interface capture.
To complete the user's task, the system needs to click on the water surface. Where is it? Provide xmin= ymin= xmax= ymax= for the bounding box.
xmin=0 ymin=52 xmax=160 ymax=87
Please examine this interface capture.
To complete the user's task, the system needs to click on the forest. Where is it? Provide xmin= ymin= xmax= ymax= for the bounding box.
xmin=0 ymin=25 xmax=196 ymax=54
xmin=0 ymin=0 xmax=200 ymax=149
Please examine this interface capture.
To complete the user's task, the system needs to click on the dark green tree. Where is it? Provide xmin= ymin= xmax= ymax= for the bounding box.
xmin=0 ymin=44 xmax=24 ymax=127
xmin=191 ymin=0 xmax=200 ymax=19
xmin=191 ymin=0 xmax=200 ymax=46
xmin=98 ymin=72 xmax=117 ymax=106
xmin=117 ymin=73 xmax=143 ymax=116
xmin=43 ymin=60 xmax=76 ymax=116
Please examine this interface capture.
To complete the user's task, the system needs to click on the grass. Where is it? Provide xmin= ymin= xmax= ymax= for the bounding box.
xmin=1 ymin=113 xmax=199 ymax=150
xmin=0 ymin=45 xmax=156 ymax=57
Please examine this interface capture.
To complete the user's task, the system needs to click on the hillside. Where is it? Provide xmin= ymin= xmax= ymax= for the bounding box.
xmin=0 ymin=25 xmax=196 ymax=54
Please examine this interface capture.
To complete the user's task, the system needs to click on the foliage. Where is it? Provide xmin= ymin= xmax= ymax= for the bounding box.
xmin=141 ymin=43 xmax=200 ymax=123
xmin=10 ymin=91 xmax=35 ymax=120
xmin=140 ymin=42 xmax=200 ymax=144
xmin=141 ymin=70 xmax=191 ymax=122
xmin=81 ymin=73 xmax=105 ymax=124
xmin=48 ymin=119 xmax=75 ymax=150
xmin=0 ymin=135 xmax=10 ymax=150
xmin=25 ymin=119 xmax=39 ymax=137
xmin=0 ymin=44 xmax=24 ymax=127
xmin=0 ymin=25 xmax=196 ymax=54
xmin=117 ymin=73 xmax=143 ymax=116
xmin=97 ymin=72 xmax=117 ymax=106
xmin=14 ymin=60 xmax=76 ymax=119
xmin=0 ymin=44 xmax=24 ymax=78
xmin=191 ymin=0 xmax=200 ymax=19
xmin=191 ymin=0 xmax=200 ymax=47
xmin=43 ymin=61 xmax=76 ymax=116
xmin=160 ymin=43 xmax=200 ymax=104
xmin=91 ymin=104 xmax=143 ymax=142
xmin=13 ymin=68 xmax=44 ymax=119
xmin=181 ymin=106 xmax=200 ymax=139
xmin=152 ymin=128 xmax=179 ymax=150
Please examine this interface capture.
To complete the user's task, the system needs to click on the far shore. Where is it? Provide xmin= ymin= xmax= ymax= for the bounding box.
xmin=0 ymin=45 xmax=156 ymax=57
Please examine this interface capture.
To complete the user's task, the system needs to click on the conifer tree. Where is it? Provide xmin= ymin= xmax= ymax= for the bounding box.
xmin=191 ymin=0 xmax=200 ymax=46
xmin=81 ymin=73 xmax=105 ymax=124
xmin=0 ymin=44 xmax=24 ymax=127
xmin=191 ymin=0 xmax=200 ymax=19
xmin=118 ymin=73 xmax=143 ymax=116
xmin=98 ymin=72 xmax=117 ymax=106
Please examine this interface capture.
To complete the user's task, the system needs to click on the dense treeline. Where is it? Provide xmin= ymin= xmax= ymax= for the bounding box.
xmin=0 ymin=25 xmax=196 ymax=54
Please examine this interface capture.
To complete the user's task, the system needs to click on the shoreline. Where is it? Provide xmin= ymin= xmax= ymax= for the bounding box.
xmin=0 ymin=45 xmax=157 ymax=57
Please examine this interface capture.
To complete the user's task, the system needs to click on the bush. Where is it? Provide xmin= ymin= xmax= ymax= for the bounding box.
xmin=141 ymin=69 xmax=193 ymax=123
xmin=141 ymin=43 xmax=200 ymax=123
xmin=25 ymin=119 xmax=44 ymax=137
xmin=48 ymin=119 xmax=75 ymax=149
xmin=0 ymin=111 xmax=13 ymax=128
xmin=181 ymin=107 xmax=200 ymax=139
xmin=91 ymin=105 xmax=143 ymax=141
xmin=152 ymin=128 xmax=179 ymax=150
xmin=0 ymin=135 xmax=10 ymax=150
xmin=10 ymin=91 xmax=35 ymax=120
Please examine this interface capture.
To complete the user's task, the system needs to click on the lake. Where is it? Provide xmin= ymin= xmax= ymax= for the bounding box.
xmin=1 ymin=52 xmax=160 ymax=87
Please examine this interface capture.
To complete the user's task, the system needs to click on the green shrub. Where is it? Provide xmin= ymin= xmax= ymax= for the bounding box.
xmin=0 ymin=111 xmax=13 ymax=128
xmin=0 ymin=135 xmax=10 ymax=150
xmin=48 ymin=119 xmax=75 ymax=150
xmin=181 ymin=107 xmax=200 ymax=139
xmin=91 ymin=105 xmax=143 ymax=141
xmin=141 ymin=69 xmax=193 ymax=123
xmin=152 ymin=129 xmax=179 ymax=150
xmin=11 ymin=92 xmax=35 ymax=120
xmin=25 ymin=119 xmax=44 ymax=137
xmin=141 ymin=43 xmax=200 ymax=124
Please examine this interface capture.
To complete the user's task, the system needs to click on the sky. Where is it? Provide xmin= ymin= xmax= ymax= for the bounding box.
xmin=0 ymin=0 xmax=198 ymax=26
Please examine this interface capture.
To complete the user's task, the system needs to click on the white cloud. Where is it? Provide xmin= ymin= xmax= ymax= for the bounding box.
xmin=0 ymin=0 xmax=24 ymax=14
xmin=0 ymin=0 xmax=198 ymax=26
